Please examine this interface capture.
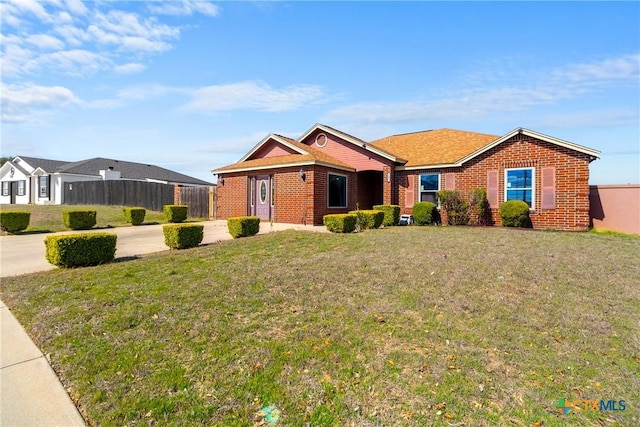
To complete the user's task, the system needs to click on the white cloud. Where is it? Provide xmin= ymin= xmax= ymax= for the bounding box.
xmin=64 ymin=0 xmax=88 ymax=16
xmin=553 ymin=53 xmax=639 ymax=84
xmin=182 ymin=81 xmax=327 ymax=113
xmin=147 ymin=0 xmax=221 ymax=17
xmin=323 ymin=53 xmax=640 ymax=127
xmin=1 ymin=0 xmax=216 ymax=77
xmin=114 ymin=62 xmax=146 ymax=74
xmin=38 ymin=49 xmax=113 ymax=77
xmin=26 ymin=34 xmax=65 ymax=50
xmin=1 ymin=82 xmax=80 ymax=123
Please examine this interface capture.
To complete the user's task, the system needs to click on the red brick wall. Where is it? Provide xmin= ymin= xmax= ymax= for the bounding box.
xmin=396 ymin=134 xmax=593 ymax=231
xmin=217 ymin=166 xmax=359 ymax=225
xmin=215 ymin=173 xmax=248 ymax=219
xmin=312 ymin=166 xmax=358 ymax=225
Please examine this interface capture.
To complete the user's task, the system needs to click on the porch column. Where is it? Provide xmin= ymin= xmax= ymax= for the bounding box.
xmin=383 ymin=166 xmax=393 ymax=205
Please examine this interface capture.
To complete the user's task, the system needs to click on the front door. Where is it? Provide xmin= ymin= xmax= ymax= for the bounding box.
xmin=10 ymin=181 xmax=17 ymax=204
xmin=254 ymin=175 xmax=270 ymax=221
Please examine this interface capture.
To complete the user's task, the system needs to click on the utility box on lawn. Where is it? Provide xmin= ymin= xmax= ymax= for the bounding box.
xmin=398 ymin=214 xmax=414 ymax=226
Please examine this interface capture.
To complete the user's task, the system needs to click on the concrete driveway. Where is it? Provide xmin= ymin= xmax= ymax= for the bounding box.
xmin=0 ymin=220 xmax=326 ymax=277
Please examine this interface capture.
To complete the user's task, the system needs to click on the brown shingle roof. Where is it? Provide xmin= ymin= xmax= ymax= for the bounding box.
xmin=370 ymin=128 xmax=499 ymax=168
xmin=213 ymin=134 xmax=354 ymax=173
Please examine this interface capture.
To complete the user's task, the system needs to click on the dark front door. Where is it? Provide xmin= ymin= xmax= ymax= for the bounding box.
xmin=10 ymin=181 xmax=17 ymax=204
xmin=254 ymin=176 xmax=270 ymax=221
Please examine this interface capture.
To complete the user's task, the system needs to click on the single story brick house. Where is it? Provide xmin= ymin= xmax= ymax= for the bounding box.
xmin=0 ymin=156 xmax=212 ymax=205
xmin=213 ymin=123 xmax=600 ymax=230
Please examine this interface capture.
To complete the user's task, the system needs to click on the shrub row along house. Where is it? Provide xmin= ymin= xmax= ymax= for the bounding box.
xmin=0 ymin=156 xmax=212 ymax=205
xmin=213 ymin=124 xmax=600 ymax=231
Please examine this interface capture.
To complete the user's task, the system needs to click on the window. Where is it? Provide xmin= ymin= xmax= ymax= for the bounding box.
xmin=419 ymin=174 xmax=440 ymax=203
xmin=17 ymin=180 xmax=25 ymax=196
xmin=505 ymin=168 xmax=534 ymax=208
xmin=270 ymin=176 xmax=275 ymax=207
xmin=250 ymin=177 xmax=255 ymax=207
xmin=39 ymin=175 xmax=48 ymax=198
xmin=1 ymin=182 xmax=8 ymax=196
xmin=328 ymin=173 xmax=347 ymax=208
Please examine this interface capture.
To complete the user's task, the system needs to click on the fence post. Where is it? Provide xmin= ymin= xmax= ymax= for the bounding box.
xmin=174 ymin=185 xmax=180 ymax=205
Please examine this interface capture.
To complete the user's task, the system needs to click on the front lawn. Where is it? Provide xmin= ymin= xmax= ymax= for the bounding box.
xmin=1 ymin=227 xmax=638 ymax=426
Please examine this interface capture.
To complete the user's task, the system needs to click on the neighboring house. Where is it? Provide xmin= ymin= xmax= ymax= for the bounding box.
xmin=0 ymin=156 xmax=212 ymax=205
xmin=213 ymin=124 xmax=601 ymax=231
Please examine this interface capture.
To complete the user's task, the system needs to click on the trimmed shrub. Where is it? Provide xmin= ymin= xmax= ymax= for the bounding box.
xmin=45 ymin=233 xmax=117 ymax=267
xmin=412 ymin=202 xmax=439 ymax=225
xmin=323 ymin=214 xmax=357 ymax=233
xmin=349 ymin=210 xmax=385 ymax=230
xmin=163 ymin=224 xmax=204 ymax=249
xmin=469 ymin=189 xmax=489 ymax=226
xmin=123 ymin=207 xmax=146 ymax=225
xmin=164 ymin=205 xmax=188 ymax=223
xmin=63 ymin=210 xmax=97 ymax=230
xmin=499 ymin=200 xmax=532 ymax=228
xmin=0 ymin=211 xmax=30 ymax=233
xmin=373 ymin=204 xmax=401 ymax=226
xmin=437 ymin=190 xmax=470 ymax=226
xmin=227 ymin=216 xmax=260 ymax=238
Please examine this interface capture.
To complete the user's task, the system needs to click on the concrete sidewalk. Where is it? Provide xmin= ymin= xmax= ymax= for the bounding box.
xmin=0 ymin=220 xmax=326 ymax=425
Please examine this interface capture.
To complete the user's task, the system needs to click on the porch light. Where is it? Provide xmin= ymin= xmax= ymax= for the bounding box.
xmin=387 ymin=172 xmax=391 ymax=183
xmin=218 ymin=177 xmax=225 ymax=186
xmin=299 ymin=169 xmax=306 ymax=181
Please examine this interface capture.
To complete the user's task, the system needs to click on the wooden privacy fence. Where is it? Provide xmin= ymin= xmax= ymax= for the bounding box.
xmin=63 ymin=180 xmax=216 ymax=218
xmin=175 ymin=185 xmax=216 ymax=219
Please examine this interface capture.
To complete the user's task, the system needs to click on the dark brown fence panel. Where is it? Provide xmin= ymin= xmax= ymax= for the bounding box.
xmin=63 ymin=180 xmax=174 ymax=212
xmin=177 ymin=186 xmax=214 ymax=219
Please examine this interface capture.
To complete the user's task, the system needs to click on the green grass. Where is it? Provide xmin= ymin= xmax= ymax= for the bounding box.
xmin=0 ymin=204 xmax=204 ymax=233
xmin=1 ymin=227 xmax=639 ymax=426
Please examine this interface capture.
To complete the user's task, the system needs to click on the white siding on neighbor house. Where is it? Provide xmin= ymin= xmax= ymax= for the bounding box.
xmin=0 ymin=165 xmax=31 ymax=205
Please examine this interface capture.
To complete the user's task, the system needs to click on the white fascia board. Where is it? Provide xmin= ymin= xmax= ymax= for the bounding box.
xmin=239 ymin=134 xmax=308 ymax=163
xmin=299 ymin=123 xmax=400 ymax=162
xmin=53 ymin=171 xmax=100 ymax=179
xmin=214 ymin=160 xmax=354 ymax=175
xmin=457 ymin=128 xmax=601 ymax=165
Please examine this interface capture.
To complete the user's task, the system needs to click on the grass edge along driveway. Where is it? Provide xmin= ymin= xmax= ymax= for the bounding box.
xmin=1 ymin=227 xmax=638 ymax=426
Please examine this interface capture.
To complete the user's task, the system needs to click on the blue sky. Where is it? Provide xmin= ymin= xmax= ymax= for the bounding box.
xmin=2 ymin=1 xmax=639 ymax=185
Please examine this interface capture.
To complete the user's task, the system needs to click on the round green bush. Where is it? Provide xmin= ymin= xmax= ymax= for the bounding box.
xmin=0 ymin=211 xmax=30 ymax=233
xmin=163 ymin=224 xmax=204 ymax=249
xmin=499 ymin=200 xmax=531 ymax=227
xmin=45 ymin=233 xmax=117 ymax=267
xmin=163 ymin=205 xmax=188 ymax=223
xmin=412 ymin=202 xmax=439 ymax=225
xmin=123 ymin=207 xmax=146 ymax=225
xmin=63 ymin=210 xmax=97 ymax=230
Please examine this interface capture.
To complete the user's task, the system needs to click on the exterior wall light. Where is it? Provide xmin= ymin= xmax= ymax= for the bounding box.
xmin=299 ymin=169 xmax=306 ymax=182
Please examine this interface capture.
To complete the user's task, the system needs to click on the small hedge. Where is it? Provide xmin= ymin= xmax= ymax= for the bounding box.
xmin=0 ymin=211 xmax=30 ymax=233
xmin=163 ymin=224 xmax=204 ymax=249
xmin=227 ymin=216 xmax=260 ymax=238
xmin=499 ymin=200 xmax=532 ymax=228
xmin=323 ymin=214 xmax=357 ymax=233
xmin=412 ymin=202 xmax=439 ymax=225
xmin=373 ymin=205 xmax=400 ymax=226
xmin=45 ymin=233 xmax=117 ymax=267
xmin=164 ymin=205 xmax=188 ymax=223
xmin=349 ymin=210 xmax=385 ymax=230
xmin=63 ymin=210 xmax=97 ymax=230
xmin=123 ymin=207 xmax=146 ymax=225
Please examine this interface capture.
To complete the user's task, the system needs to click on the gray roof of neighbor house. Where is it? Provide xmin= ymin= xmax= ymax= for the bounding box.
xmin=14 ymin=156 xmax=213 ymax=186
xmin=16 ymin=156 xmax=69 ymax=173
